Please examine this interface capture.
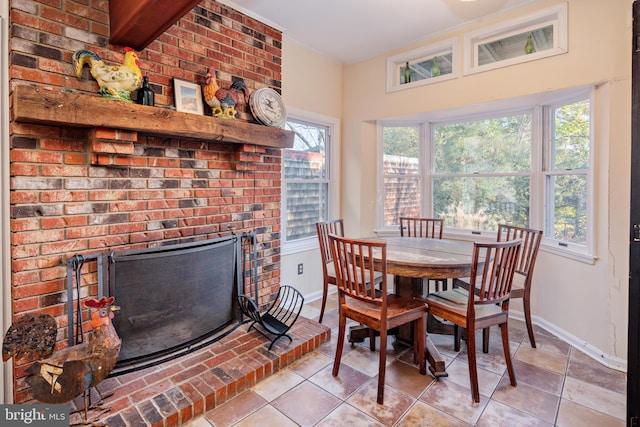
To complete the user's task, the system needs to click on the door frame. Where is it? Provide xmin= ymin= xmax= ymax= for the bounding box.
xmin=629 ymin=1 xmax=640 ymax=424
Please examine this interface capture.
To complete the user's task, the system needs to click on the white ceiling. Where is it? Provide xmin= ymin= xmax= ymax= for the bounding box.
xmin=219 ymin=0 xmax=541 ymax=64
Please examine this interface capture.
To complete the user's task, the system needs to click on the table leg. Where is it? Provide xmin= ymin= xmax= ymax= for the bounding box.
xmin=348 ymin=325 xmax=374 ymax=343
xmin=426 ymin=338 xmax=448 ymax=377
xmin=427 ymin=314 xmax=455 ymax=335
xmin=348 ymin=325 xmax=447 ymax=377
xmin=394 ymin=275 xmax=449 ymax=377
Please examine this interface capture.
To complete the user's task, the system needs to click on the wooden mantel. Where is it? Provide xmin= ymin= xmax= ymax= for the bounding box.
xmin=12 ymin=85 xmax=294 ymax=149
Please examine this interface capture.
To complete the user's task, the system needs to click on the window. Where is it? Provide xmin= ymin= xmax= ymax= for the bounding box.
xmin=463 ymin=3 xmax=568 ymax=75
xmin=433 ymin=113 xmax=532 ymax=230
xmin=283 ymin=119 xmax=329 ymax=242
xmin=281 ymin=110 xmax=338 ymax=252
xmin=400 ymin=53 xmax=453 ymax=85
xmin=477 ymin=25 xmax=554 ymax=66
xmin=382 ymin=125 xmax=421 ymax=227
xmin=377 ymin=88 xmax=593 ymax=260
xmin=544 ymin=98 xmax=591 ymax=249
xmin=386 ymin=38 xmax=458 ymax=92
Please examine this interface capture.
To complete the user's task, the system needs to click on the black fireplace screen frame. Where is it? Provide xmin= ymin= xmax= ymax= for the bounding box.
xmin=66 ymin=233 xmax=257 ymax=376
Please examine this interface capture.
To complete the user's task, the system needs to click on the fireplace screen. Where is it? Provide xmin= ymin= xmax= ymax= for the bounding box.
xmin=108 ymin=235 xmax=240 ymax=370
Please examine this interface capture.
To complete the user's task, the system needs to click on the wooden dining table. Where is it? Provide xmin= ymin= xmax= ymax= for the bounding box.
xmin=349 ymin=235 xmax=479 ymax=378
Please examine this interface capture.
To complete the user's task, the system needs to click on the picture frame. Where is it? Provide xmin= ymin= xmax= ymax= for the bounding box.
xmin=173 ymin=78 xmax=204 ymax=115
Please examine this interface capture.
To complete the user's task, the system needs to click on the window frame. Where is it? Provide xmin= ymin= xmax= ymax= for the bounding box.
xmin=539 ymin=91 xmax=595 ymax=259
xmin=462 ymin=2 xmax=568 ymax=76
xmin=376 ymin=86 xmax=595 ymax=263
xmin=386 ymin=37 xmax=458 ymax=93
xmin=429 ymin=108 xmax=534 ymax=235
xmin=281 ymin=108 xmax=340 ymax=255
xmin=378 ymin=123 xmax=426 ymax=227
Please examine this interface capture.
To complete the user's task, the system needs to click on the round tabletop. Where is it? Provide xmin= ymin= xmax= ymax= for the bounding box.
xmin=369 ymin=236 xmax=477 ymax=279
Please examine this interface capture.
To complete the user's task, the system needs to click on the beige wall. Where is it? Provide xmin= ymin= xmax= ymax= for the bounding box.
xmin=282 ymin=40 xmax=344 ymax=117
xmin=280 ymin=40 xmax=344 ymax=298
xmin=282 ymin=0 xmax=632 ymax=366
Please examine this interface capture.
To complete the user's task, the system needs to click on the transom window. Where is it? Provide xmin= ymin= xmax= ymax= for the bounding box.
xmin=386 ymin=37 xmax=458 ymax=92
xmin=378 ymin=88 xmax=593 ymax=260
xmin=463 ymin=3 xmax=568 ymax=75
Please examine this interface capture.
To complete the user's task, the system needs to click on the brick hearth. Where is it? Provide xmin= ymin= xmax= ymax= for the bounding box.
xmin=69 ymin=318 xmax=330 ymax=426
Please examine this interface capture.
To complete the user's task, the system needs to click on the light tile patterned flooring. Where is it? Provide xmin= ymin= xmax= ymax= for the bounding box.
xmin=186 ymin=292 xmax=627 ymax=426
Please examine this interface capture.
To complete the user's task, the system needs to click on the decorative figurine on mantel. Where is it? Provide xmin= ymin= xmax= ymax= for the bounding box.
xmin=73 ymin=47 xmax=142 ymax=102
xmin=202 ymin=66 xmax=250 ymax=119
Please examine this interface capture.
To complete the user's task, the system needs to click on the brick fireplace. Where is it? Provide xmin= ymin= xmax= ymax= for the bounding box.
xmin=5 ymin=0 xmax=330 ymax=412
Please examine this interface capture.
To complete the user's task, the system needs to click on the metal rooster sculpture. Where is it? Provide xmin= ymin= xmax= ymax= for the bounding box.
xmin=202 ymin=66 xmax=249 ymax=119
xmin=3 ymin=297 xmax=121 ymax=405
xmin=73 ymin=48 xmax=142 ymax=102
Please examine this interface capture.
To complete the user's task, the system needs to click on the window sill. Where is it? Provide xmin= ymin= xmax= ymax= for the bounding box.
xmin=281 ymin=237 xmax=318 ymax=256
xmin=540 ymin=243 xmax=597 ymax=265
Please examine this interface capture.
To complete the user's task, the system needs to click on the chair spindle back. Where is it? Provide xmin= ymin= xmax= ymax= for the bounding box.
xmin=329 ymin=234 xmax=387 ymax=303
xmin=400 ymin=217 xmax=444 ymax=239
xmin=468 ymin=239 xmax=522 ymax=309
xmin=497 ymin=224 xmax=543 ymax=278
xmin=316 ymin=219 xmax=344 ymax=266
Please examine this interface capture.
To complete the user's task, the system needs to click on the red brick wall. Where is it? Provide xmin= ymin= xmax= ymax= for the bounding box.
xmin=8 ymin=0 xmax=283 ymax=403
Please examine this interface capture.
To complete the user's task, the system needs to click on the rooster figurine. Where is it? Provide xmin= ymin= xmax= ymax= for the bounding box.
xmin=73 ymin=48 xmax=142 ymax=102
xmin=3 ymin=297 xmax=121 ymax=404
xmin=202 ymin=66 xmax=249 ymax=119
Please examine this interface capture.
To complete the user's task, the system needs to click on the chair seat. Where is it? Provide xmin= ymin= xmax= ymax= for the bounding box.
xmin=341 ymin=294 xmax=426 ymax=327
xmin=456 ymin=274 xmax=525 ymax=292
xmin=425 ymin=288 xmax=505 ymax=320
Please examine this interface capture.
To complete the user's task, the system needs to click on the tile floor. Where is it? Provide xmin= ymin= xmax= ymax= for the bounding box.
xmin=186 ymin=292 xmax=627 ymax=426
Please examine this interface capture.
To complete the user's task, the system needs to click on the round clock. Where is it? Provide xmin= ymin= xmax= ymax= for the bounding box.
xmin=249 ymin=88 xmax=287 ymax=128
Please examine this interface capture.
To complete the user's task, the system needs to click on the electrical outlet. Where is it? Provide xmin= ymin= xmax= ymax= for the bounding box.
xmin=297 ymin=263 xmax=303 ymax=275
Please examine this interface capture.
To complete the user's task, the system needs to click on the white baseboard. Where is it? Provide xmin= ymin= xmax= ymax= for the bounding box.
xmin=509 ymin=310 xmax=627 ymax=373
xmin=304 ymin=290 xmax=326 ymax=303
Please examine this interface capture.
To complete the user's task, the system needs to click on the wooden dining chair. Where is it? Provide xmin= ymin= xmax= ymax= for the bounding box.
xmin=315 ymin=219 xmax=344 ymax=323
xmin=329 ymin=234 xmax=427 ymax=404
xmin=454 ymin=224 xmax=543 ymax=350
xmin=423 ymin=238 xmax=522 ymax=403
xmin=399 ymin=217 xmax=446 ymax=292
xmin=400 ymin=217 xmax=444 ymax=239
